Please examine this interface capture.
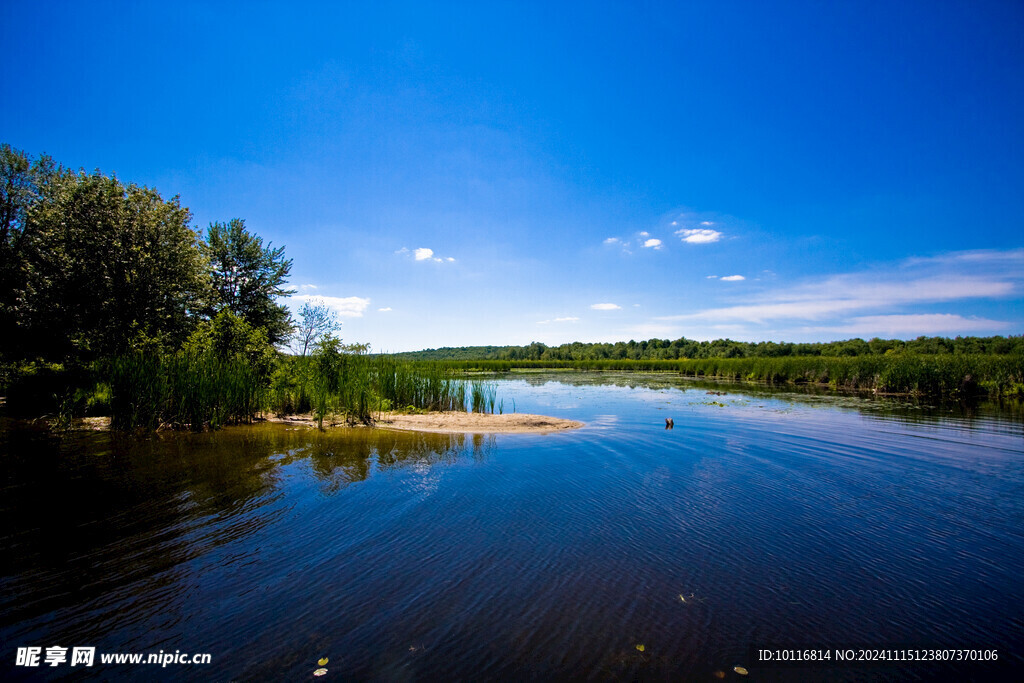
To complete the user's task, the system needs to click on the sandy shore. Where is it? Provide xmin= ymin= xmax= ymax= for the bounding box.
xmin=270 ymin=411 xmax=582 ymax=434
xmin=375 ymin=411 xmax=583 ymax=434
xmin=69 ymin=412 xmax=584 ymax=434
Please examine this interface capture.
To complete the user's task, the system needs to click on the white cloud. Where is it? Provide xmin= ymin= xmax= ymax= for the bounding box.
xmin=291 ymin=295 xmax=371 ymax=318
xmin=537 ymin=316 xmax=580 ymax=325
xmin=591 ymin=303 xmax=622 ymax=310
xmin=720 ymin=275 xmax=745 ymax=281
xmin=643 ymin=238 xmax=663 ymax=249
xmin=604 ymin=237 xmax=620 ymax=244
xmin=677 ymin=228 xmax=723 ymax=244
xmin=378 ymin=307 xmax=392 ymax=312
xmin=398 ymin=246 xmax=454 ymax=263
xmin=806 ymin=314 xmax=1009 ymax=337
xmin=658 ymin=274 xmax=1015 ymax=324
xmin=904 ymin=248 xmax=1024 ymax=267
xmin=706 ymin=275 xmax=718 ymax=279
xmin=700 ymin=221 xmax=715 ymax=226
xmin=299 ymin=283 xmax=318 ymax=291
xmin=639 ymin=231 xmax=650 ymax=237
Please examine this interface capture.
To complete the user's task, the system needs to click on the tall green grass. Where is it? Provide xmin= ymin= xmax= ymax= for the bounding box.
xmin=441 ymin=354 xmax=1024 ymax=398
xmin=266 ymin=354 xmax=498 ymax=429
xmin=110 ymin=352 xmax=265 ymax=430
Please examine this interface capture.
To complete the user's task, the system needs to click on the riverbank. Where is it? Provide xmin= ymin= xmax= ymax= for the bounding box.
xmin=271 ymin=412 xmax=583 ymax=434
xmin=56 ymin=412 xmax=584 ymax=434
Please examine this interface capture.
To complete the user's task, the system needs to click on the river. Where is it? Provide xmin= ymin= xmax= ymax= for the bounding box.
xmin=2 ymin=373 xmax=1022 ymax=681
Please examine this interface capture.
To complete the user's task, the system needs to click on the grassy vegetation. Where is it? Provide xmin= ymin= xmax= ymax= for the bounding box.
xmin=440 ymin=354 xmax=1024 ymax=398
xmin=392 ymin=335 xmax=1024 ymax=362
xmin=96 ymin=345 xmax=501 ymax=431
xmin=109 ymin=352 xmax=266 ymax=430
xmin=4 ymin=348 xmax=1022 ymax=431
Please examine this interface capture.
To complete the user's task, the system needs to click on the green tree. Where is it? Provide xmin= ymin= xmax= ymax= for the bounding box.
xmin=2 ymin=155 xmax=209 ymax=361
xmin=293 ymin=299 xmax=340 ymax=356
xmin=0 ymin=144 xmax=56 ymax=357
xmin=204 ymin=218 xmax=294 ymax=346
xmin=185 ymin=309 xmax=276 ymax=380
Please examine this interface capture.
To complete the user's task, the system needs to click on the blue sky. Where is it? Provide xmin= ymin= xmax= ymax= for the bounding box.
xmin=3 ymin=0 xmax=1022 ymax=352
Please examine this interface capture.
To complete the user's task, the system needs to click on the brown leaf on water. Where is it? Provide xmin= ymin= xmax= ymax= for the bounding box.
xmin=734 ymin=665 xmax=749 ymax=675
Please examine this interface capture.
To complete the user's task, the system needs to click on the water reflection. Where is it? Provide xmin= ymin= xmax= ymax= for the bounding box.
xmin=1 ymin=378 xmax=1021 ymax=680
xmin=0 ymin=423 xmax=490 ymax=654
xmin=504 ymin=370 xmax=1024 ymax=428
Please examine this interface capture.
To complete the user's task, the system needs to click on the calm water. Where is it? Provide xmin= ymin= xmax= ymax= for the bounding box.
xmin=2 ymin=374 xmax=1022 ymax=681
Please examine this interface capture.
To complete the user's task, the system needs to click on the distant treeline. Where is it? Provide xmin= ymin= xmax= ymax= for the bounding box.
xmin=390 ymin=335 xmax=1024 ymax=362
xmin=433 ymin=356 xmax=1022 ymax=398
xmin=390 ymin=337 xmax=1024 ymax=399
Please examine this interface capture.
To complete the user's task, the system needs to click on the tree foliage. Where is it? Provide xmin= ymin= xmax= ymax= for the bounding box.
xmin=392 ymin=335 xmax=1024 ymax=362
xmin=1 ymin=145 xmax=295 ymax=368
xmin=184 ymin=309 xmax=276 ymax=381
xmin=203 ymin=218 xmax=294 ymax=347
xmin=293 ymin=299 xmax=341 ymax=356
xmin=1 ymin=147 xmax=210 ymax=360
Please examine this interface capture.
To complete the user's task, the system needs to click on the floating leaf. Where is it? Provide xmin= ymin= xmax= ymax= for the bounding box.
xmin=635 ymin=644 xmax=645 ymax=652
xmin=734 ymin=665 xmax=749 ymax=675
xmin=313 ymin=668 xmax=328 ymax=676
xmin=318 ymin=658 xmax=328 ymax=666
xmin=712 ymin=671 xmax=726 ymax=679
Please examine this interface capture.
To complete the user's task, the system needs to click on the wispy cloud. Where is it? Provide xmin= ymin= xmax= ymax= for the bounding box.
xmin=677 ymin=228 xmax=723 ymax=244
xmin=378 ymin=306 xmax=392 ymax=312
xmin=719 ymin=275 xmax=745 ymax=281
xmin=657 ymin=245 xmax=1019 ymax=337
xmin=591 ymin=303 xmax=622 ymax=310
xmin=903 ymin=248 xmax=1024 ymax=268
xmin=537 ymin=316 xmax=581 ymax=325
xmin=804 ymin=314 xmax=1009 ymax=337
xmin=668 ymin=209 xmax=740 ymax=244
xmin=662 ymin=275 xmax=1013 ymax=323
xmin=604 ymin=230 xmax=666 ymax=252
xmin=396 ymin=247 xmax=455 ymax=263
xmin=299 ymin=283 xmax=318 ymax=291
xmin=291 ymin=295 xmax=371 ymax=318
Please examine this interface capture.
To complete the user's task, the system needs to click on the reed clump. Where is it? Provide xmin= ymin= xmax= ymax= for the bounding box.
xmin=109 ymin=351 xmax=266 ymax=430
xmin=440 ymin=353 xmax=1024 ymax=398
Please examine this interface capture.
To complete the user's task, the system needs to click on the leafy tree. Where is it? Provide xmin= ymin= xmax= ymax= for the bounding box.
xmin=2 ymin=155 xmax=209 ymax=361
xmin=203 ymin=218 xmax=294 ymax=346
xmin=184 ymin=309 xmax=276 ymax=380
xmin=293 ymin=299 xmax=340 ymax=356
xmin=0 ymin=144 xmax=55 ymax=356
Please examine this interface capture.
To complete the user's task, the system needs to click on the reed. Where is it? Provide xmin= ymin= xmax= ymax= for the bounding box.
xmin=265 ymin=353 xmax=495 ymax=429
xmin=110 ymin=351 xmax=265 ymax=430
xmin=438 ymin=353 xmax=1024 ymax=398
